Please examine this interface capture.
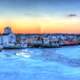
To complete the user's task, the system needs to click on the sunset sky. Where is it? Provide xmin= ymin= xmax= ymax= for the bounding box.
xmin=0 ymin=0 xmax=80 ymax=34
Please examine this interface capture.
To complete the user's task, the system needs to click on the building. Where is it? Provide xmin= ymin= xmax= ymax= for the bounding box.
xmin=1 ymin=26 xmax=16 ymax=47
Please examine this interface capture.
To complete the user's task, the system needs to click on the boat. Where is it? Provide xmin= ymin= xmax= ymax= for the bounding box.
xmin=3 ymin=44 xmax=27 ymax=49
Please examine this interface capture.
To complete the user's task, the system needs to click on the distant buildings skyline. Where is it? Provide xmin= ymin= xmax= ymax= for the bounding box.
xmin=0 ymin=26 xmax=80 ymax=48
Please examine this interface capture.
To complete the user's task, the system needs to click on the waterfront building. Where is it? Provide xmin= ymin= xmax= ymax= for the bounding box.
xmin=2 ymin=26 xmax=16 ymax=47
xmin=20 ymin=35 xmax=28 ymax=47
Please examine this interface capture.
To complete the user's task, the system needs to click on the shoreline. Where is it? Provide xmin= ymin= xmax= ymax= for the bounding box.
xmin=1 ymin=44 xmax=80 ymax=50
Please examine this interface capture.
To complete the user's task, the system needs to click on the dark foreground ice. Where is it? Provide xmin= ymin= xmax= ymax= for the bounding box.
xmin=0 ymin=46 xmax=80 ymax=80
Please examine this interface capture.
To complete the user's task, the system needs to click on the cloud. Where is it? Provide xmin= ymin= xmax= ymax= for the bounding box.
xmin=67 ymin=14 xmax=78 ymax=17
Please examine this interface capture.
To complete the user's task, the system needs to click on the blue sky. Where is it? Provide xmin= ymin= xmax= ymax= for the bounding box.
xmin=0 ymin=0 xmax=80 ymax=33
xmin=0 ymin=0 xmax=80 ymax=18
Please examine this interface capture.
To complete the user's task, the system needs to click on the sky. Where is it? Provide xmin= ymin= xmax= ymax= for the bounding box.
xmin=0 ymin=0 xmax=80 ymax=34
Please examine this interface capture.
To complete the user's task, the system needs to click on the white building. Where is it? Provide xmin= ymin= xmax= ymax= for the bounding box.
xmin=1 ymin=26 xmax=16 ymax=47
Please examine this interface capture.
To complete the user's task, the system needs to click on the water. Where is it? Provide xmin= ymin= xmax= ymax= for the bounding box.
xmin=0 ymin=46 xmax=80 ymax=80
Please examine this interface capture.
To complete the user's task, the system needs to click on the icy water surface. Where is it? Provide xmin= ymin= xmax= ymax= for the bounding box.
xmin=0 ymin=46 xmax=80 ymax=80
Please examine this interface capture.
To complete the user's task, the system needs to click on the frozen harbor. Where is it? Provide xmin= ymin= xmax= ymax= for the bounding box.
xmin=0 ymin=46 xmax=80 ymax=80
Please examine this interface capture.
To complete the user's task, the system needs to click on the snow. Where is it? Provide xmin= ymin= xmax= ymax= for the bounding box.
xmin=0 ymin=46 xmax=80 ymax=80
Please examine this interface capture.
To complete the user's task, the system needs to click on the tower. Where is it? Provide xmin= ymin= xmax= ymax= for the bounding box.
xmin=3 ymin=26 xmax=12 ymax=34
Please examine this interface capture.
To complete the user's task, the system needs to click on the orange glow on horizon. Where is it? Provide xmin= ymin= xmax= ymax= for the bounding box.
xmin=0 ymin=17 xmax=80 ymax=34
